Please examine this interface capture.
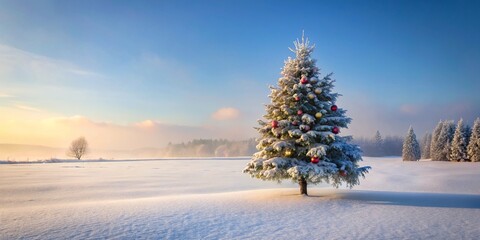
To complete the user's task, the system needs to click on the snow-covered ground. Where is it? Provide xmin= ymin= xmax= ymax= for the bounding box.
xmin=1 ymin=157 xmax=479 ymax=239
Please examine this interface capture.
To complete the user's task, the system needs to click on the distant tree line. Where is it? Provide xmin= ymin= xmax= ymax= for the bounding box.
xmin=351 ymin=131 xmax=404 ymax=157
xmin=418 ymin=118 xmax=480 ymax=162
xmin=161 ymin=138 xmax=257 ymax=157
xmin=138 ymin=117 xmax=480 ymax=160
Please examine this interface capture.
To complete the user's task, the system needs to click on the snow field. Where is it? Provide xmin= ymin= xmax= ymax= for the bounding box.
xmin=1 ymin=157 xmax=479 ymax=239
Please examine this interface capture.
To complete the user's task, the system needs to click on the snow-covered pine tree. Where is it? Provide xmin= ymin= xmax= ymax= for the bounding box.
xmin=402 ymin=126 xmax=420 ymax=161
xmin=467 ymin=118 xmax=480 ymax=162
xmin=430 ymin=120 xmax=444 ymax=161
xmin=437 ymin=120 xmax=455 ymax=161
xmin=421 ymin=132 xmax=432 ymax=159
xmin=243 ymin=35 xmax=370 ymax=195
xmin=464 ymin=124 xmax=472 ymax=147
xmin=449 ymin=119 xmax=468 ymax=162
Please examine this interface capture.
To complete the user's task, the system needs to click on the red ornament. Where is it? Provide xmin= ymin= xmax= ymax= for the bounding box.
xmin=339 ymin=170 xmax=347 ymax=176
xmin=297 ymin=110 xmax=303 ymax=115
xmin=331 ymin=105 xmax=338 ymax=111
xmin=294 ymin=96 xmax=300 ymax=101
xmin=311 ymin=156 xmax=320 ymax=164
xmin=292 ymin=120 xmax=299 ymax=126
xmin=271 ymin=120 xmax=278 ymax=128
xmin=332 ymin=126 xmax=340 ymax=134
xmin=300 ymin=77 xmax=308 ymax=84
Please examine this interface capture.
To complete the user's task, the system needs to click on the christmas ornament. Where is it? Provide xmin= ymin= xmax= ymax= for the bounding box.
xmin=271 ymin=120 xmax=279 ymax=128
xmin=332 ymin=126 xmax=339 ymax=134
xmin=297 ymin=110 xmax=303 ymax=115
xmin=315 ymin=112 xmax=322 ymax=119
xmin=308 ymin=93 xmax=315 ymax=99
xmin=339 ymin=170 xmax=347 ymax=176
xmin=331 ymin=105 xmax=338 ymax=111
xmin=285 ymin=149 xmax=293 ymax=157
xmin=311 ymin=156 xmax=320 ymax=163
xmin=292 ymin=120 xmax=299 ymax=126
xmin=314 ymin=88 xmax=322 ymax=94
xmin=300 ymin=76 xmax=308 ymax=84
xmin=303 ymin=125 xmax=310 ymax=132
xmin=294 ymin=95 xmax=300 ymax=101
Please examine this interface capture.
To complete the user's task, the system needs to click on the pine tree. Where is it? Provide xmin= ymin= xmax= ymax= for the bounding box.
xmin=465 ymin=124 xmax=472 ymax=147
xmin=430 ymin=121 xmax=444 ymax=161
xmin=373 ymin=130 xmax=384 ymax=156
xmin=402 ymin=126 xmax=421 ymax=161
xmin=467 ymin=118 xmax=480 ymax=162
xmin=243 ymin=36 xmax=370 ymax=195
xmin=436 ymin=120 xmax=455 ymax=161
xmin=421 ymin=132 xmax=431 ymax=159
xmin=449 ymin=119 xmax=468 ymax=162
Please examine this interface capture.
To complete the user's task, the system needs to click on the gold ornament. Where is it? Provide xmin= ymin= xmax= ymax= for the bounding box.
xmin=314 ymin=88 xmax=322 ymax=94
xmin=315 ymin=112 xmax=322 ymax=118
xmin=308 ymin=93 xmax=315 ymax=99
xmin=285 ymin=149 xmax=293 ymax=157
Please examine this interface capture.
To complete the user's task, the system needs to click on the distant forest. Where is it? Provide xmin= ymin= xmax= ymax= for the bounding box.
xmin=162 ymin=139 xmax=257 ymax=157
xmin=163 ymin=131 xmax=403 ymax=158
xmin=351 ymin=131 xmax=404 ymax=157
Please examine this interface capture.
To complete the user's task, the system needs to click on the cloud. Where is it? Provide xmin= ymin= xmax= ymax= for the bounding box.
xmin=14 ymin=104 xmax=42 ymax=112
xmin=0 ymin=44 xmax=102 ymax=84
xmin=134 ymin=119 xmax=160 ymax=129
xmin=0 ymin=93 xmax=13 ymax=98
xmin=399 ymin=104 xmax=420 ymax=115
xmin=211 ymin=107 xmax=240 ymax=121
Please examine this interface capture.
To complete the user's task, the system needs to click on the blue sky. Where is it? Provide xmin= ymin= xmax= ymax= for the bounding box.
xmin=0 ymin=0 xmax=479 ymax=149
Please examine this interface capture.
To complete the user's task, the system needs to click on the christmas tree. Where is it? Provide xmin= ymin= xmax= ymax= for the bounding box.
xmin=402 ymin=126 xmax=421 ymax=161
xmin=243 ymin=35 xmax=370 ymax=195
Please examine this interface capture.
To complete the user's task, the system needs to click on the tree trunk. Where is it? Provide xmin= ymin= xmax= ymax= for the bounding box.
xmin=299 ymin=177 xmax=308 ymax=195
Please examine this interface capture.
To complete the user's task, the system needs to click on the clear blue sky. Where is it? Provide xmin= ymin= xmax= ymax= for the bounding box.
xmin=0 ymin=0 xmax=479 ymax=148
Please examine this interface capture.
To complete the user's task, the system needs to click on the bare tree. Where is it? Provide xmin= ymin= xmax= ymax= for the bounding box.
xmin=67 ymin=137 xmax=88 ymax=160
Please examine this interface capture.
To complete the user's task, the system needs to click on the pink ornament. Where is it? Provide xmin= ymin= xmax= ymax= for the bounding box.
xmin=297 ymin=110 xmax=303 ymax=115
xmin=294 ymin=96 xmax=300 ymax=101
xmin=292 ymin=121 xmax=299 ymax=126
xmin=332 ymin=126 xmax=339 ymax=134
xmin=271 ymin=120 xmax=278 ymax=128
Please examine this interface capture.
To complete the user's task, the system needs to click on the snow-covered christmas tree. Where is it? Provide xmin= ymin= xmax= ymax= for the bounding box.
xmin=402 ymin=126 xmax=420 ymax=161
xmin=243 ymin=35 xmax=370 ymax=195
xmin=467 ymin=118 xmax=480 ymax=162
xmin=449 ymin=119 xmax=468 ymax=162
